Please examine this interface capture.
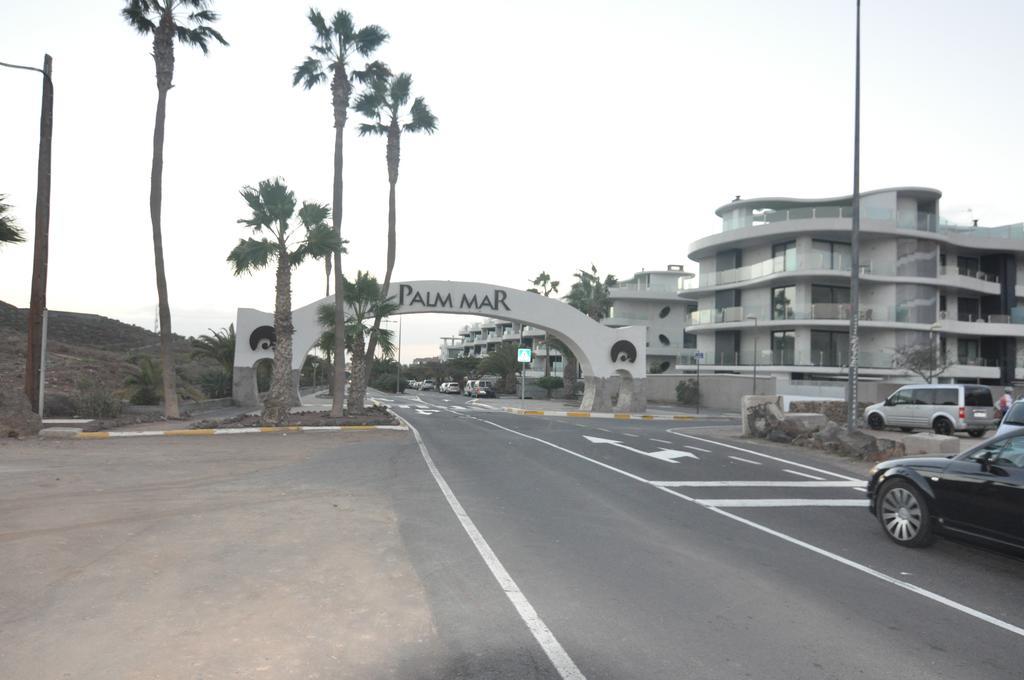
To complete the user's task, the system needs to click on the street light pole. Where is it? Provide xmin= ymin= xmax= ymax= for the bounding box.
xmin=396 ymin=316 xmax=402 ymax=393
xmin=846 ymin=0 xmax=862 ymax=434
xmin=2 ymin=54 xmax=53 ymax=414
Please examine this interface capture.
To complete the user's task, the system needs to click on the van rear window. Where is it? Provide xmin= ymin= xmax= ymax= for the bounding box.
xmin=931 ymin=388 xmax=958 ymax=406
xmin=964 ymin=387 xmax=993 ymax=407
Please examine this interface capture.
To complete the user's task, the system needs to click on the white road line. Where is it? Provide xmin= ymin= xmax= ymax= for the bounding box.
xmin=650 ymin=438 xmax=672 ymax=445
xmin=783 ymin=469 xmax=826 ymax=481
xmin=398 ymin=416 xmax=587 ymax=680
xmin=597 ymin=428 xmax=611 ymax=433
xmin=623 ymin=432 xmax=640 ymax=438
xmin=698 ymin=499 xmax=870 ymax=508
xmin=729 ymin=456 xmax=762 ymax=465
xmin=652 ymin=481 xmax=864 ymax=488
xmin=669 ymin=430 xmax=859 ymax=481
xmin=479 ymin=418 xmax=1024 ymax=640
xmin=684 ymin=444 xmax=710 ymax=453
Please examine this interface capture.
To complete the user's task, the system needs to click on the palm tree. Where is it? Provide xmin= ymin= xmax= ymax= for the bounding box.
xmin=227 ymin=178 xmax=341 ymax=425
xmin=124 ymin=355 xmax=162 ymax=405
xmin=355 ymin=71 xmax=437 ymax=362
xmin=122 ymin=0 xmax=228 ymax=419
xmin=562 ymin=265 xmax=618 ymax=396
xmin=315 ymin=271 xmax=397 ymax=414
xmin=527 ymin=271 xmax=560 ymax=381
xmin=293 ymin=8 xmax=388 ymax=417
xmin=190 ymin=324 xmax=235 ymax=374
xmin=0 ymin=195 xmax=25 ymax=246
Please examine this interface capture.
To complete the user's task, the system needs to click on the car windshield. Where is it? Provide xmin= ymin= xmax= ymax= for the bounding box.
xmin=1004 ymin=402 xmax=1024 ymax=425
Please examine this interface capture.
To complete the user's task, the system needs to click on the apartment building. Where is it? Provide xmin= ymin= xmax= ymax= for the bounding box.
xmin=684 ymin=186 xmax=1024 ymax=386
xmin=603 ymin=265 xmax=697 ymax=374
xmin=438 ymin=319 xmax=563 ymax=378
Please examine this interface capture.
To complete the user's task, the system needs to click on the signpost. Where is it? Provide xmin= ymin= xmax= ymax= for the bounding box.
xmin=517 ymin=347 xmax=532 ymax=407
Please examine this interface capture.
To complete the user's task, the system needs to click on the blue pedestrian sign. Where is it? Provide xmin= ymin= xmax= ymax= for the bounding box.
xmin=517 ymin=348 xmax=532 ymax=363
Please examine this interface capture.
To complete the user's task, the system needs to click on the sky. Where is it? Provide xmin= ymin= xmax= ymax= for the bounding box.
xmin=2 ymin=0 xmax=1023 ymax=361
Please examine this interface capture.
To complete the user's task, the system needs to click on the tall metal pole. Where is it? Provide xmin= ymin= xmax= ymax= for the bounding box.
xmin=847 ymin=1 xmax=862 ymax=434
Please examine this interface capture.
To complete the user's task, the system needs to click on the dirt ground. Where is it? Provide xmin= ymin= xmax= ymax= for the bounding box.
xmin=0 ymin=432 xmax=442 ymax=679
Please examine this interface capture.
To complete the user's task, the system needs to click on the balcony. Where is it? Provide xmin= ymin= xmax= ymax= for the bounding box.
xmin=688 ymin=304 xmax=901 ymax=326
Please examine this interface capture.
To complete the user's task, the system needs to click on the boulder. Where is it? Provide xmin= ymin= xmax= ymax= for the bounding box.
xmin=873 ymin=438 xmax=907 ymax=461
xmin=0 ymin=377 xmax=42 ymax=438
xmin=837 ymin=430 xmax=879 ymax=459
xmin=768 ymin=429 xmax=793 ymax=444
xmin=904 ymin=433 xmax=960 ymax=456
xmin=741 ymin=395 xmax=784 ymax=436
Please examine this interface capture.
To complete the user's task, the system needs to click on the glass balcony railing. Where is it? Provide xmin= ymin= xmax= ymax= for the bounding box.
xmin=723 ymin=203 xmax=1024 ymax=239
xmin=938 ymin=265 xmax=1000 ymax=284
xmin=687 ymin=304 xmax=908 ymax=325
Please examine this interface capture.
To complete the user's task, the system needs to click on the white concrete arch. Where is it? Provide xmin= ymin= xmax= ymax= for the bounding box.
xmin=232 ymin=280 xmax=648 ymax=412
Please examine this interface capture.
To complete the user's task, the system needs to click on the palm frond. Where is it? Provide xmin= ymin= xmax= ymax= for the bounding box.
xmin=187 ymin=9 xmax=217 ymax=24
xmin=255 ymin=177 xmax=296 ymax=230
xmin=308 ymin=8 xmax=332 ymax=44
xmin=0 ymin=195 xmax=26 ymax=246
xmin=351 ymin=25 xmax=388 ymax=56
xmin=357 ymin=122 xmax=388 ymax=137
xmin=227 ymin=237 xmax=276 ymax=275
xmin=404 ymin=97 xmax=437 ymax=134
xmin=121 ymin=0 xmax=157 ymax=34
xmin=291 ymin=223 xmax=343 ymax=266
xmin=331 ymin=9 xmax=355 ymax=42
xmin=293 ymin=57 xmax=325 ymax=88
xmin=353 ymin=86 xmax=386 ymax=120
xmin=352 ymin=59 xmax=390 ymax=85
xmin=190 ymin=323 xmax=235 ymax=373
xmin=297 ymin=201 xmax=330 ymax=228
xmin=390 ymin=72 xmax=412 ymax=107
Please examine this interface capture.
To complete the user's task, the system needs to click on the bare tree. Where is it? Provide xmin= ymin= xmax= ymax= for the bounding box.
xmin=892 ymin=343 xmax=954 ymax=384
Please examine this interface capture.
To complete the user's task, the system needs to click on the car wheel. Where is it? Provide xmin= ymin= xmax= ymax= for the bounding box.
xmin=900 ymin=427 xmax=914 ymax=433
xmin=968 ymin=429 xmax=985 ymax=438
xmin=877 ymin=480 xmax=934 ymax=547
xmin=867 ymin=412 xmax=884 ymax=430
xmin=933 ymin=418 xmax=953 ymax=436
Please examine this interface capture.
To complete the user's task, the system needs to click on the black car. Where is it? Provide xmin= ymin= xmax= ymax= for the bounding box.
xmin=866 ymin=430 xmax=1024 ymax=550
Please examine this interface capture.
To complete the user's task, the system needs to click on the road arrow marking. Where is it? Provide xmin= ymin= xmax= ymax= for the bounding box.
xmin=583 ymin=435 xmax=697 ymax=463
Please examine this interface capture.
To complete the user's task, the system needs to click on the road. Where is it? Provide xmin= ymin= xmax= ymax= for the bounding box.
xmin=384 ymin=390 xmax=1024 ymax=679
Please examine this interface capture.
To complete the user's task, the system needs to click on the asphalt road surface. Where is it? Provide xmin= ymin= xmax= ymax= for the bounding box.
xmin=384 ymin=390 xmax=1024 ymax=679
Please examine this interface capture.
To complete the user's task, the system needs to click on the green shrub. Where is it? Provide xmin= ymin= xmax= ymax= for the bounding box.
xmin=73 ymin=379 xmax=123 ymax=419
xmin=199 ymin=369 xmax=232 ymax=399
xmin=535 ymin=376 xmax=564 ymax=391
xmin=676 ymin=379 xmax=699 ymax=406
xmin=369 ymin=372 xmax=407 ymax=393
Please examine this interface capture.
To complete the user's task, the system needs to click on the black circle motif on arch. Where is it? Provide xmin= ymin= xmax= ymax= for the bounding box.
xmin=658 ymin=334 xmax=671 ymax=346
xmin=610 ymin=340 xmax=638 ymax=363
xmin=659 ymin=306 xmax=671 ymax=319
xmin=249 ymin=325 xmax=276 ymax=351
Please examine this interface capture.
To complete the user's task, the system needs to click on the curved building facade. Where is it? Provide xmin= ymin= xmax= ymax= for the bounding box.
xmin=685 ymin=187 xmax=1024 ymax=385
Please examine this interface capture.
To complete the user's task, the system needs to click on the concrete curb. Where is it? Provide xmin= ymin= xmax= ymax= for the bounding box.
xmin=500 ymin=407 xmax=706 ymax=421
xmin=41 ymin=425 xmax=408 ymax=440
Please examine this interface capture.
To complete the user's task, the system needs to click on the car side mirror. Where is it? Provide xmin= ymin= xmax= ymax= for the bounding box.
xmin=884 ymin=398 xmax=892 ymax=406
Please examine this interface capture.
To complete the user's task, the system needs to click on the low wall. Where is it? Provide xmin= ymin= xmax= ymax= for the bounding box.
xmin=646 ymin=374 xmax=776 ymax=412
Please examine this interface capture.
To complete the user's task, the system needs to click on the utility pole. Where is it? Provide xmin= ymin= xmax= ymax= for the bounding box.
xmin=846 ymin=1 xmax=862 ymax=434
xmin=1 ymin=55 xmax=53 ymax=413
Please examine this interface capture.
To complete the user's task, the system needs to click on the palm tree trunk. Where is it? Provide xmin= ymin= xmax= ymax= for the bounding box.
xmin=364 ymin=123 xmax=400 ymax=364
xmin=324 ymin=256 xmax=331 ymax=298
xmin=330 ymin=69 xmax=349 ymax=418
xmin=347 ymin=336 xmax=366 ymax=415
xmin=563 ymin=354 xmax=578 ymax=400
xmin=150 ymin=83 xmax=179 ymax=419
xmin=263 ymin=248 xmax=294 ymax=425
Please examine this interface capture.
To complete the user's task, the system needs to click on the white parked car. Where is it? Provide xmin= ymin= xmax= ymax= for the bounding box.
xmin=995 ymin=399 xmax=1024 ymax=437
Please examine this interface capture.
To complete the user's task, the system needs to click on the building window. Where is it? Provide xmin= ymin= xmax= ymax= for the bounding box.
xmin=772 ymin=241 xmax=796 ymax=271
xmin=810 ymin=285 xmax=850 ymax=319
xmin=811 ymin=239 xmax=851 ymax=270
xmin=772 ymin=286 xmax=795 ymax=320
xmin=771 ymin=330 xmax=795 ymax=365
xmin=683 ymin=332 xmax=697 ymax=349
xmin=958 ymin=297 xmax=980 ymax=323
xmin=958 ymin=339 xmax=980 ymax=365
xmin=811 ymin=330 xmax=849 ymax=366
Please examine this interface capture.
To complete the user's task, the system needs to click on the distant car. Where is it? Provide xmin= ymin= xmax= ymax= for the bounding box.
xmin=996 ymin=399 xmax=1024 ymax=437
xmin=420 ymin=379 xmax=436 ymax=391
xmin=864 ymin=384 xmax=998 ymax=437
xmin=472 ymin=380 xmax=497 ymax=398
xmin=443 ymin=382 xmax=461 ymax=394
xmin=464 ymin=380 xmax=478 ymax=397
xmin=866 ymin=429 xmax=1024 ymax=550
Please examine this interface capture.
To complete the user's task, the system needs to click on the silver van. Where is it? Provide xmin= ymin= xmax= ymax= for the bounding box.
xmin=864 ymin=384 xmax=998 ymax=437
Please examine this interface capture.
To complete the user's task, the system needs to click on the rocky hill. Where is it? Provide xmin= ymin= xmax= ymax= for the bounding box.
xmin=0 ymin=300 xmax=216 ymax=415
